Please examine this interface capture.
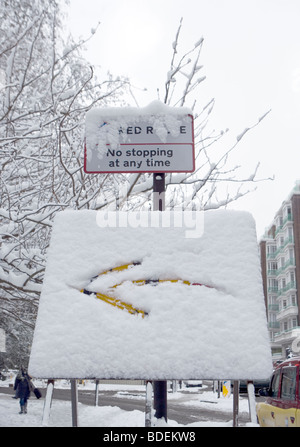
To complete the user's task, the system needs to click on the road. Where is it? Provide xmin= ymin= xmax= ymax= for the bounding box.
xmin=0 ymin=383 xmax=255 ymax=426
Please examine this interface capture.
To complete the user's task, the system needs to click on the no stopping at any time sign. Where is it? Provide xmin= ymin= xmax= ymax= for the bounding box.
xmin=84 ymin=101 xmax=195 ymax=173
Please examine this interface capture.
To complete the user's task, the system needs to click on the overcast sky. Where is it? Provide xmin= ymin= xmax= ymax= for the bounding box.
xmin=66 ymin=0 xmax=300 ymax=237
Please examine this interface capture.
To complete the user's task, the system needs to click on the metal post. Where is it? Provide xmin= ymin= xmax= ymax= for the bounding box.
xmin=153 ymin=380 xmax=168 ymax=422
xmin=247 ymin=381 xmax=257 ymax=423
xmin=172 ymin=380 xmax=177 ymax=393
xmin=153 ymin=173 xmax=165 ymax=212
xmin=42 ymin=380 xmax=54 ymax=427
xmin=71 ymin=379 xmax=78 ymax=427
xmin=95 ymin=379 xmax=99 ymax=406
xmin=233 ymin=380 xmax=239 ymax=427
xmin=145 ymin=380 xmax=153 ymax=427
xmin=152 ymin=173 xmax=168 ymax=423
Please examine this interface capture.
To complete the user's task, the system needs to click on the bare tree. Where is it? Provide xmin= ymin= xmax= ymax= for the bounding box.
xmin=0 ymin=8 xmax=269 ymax=367
xmin=93 ymin=19 xmax=270 ymax=213
xmin=0 ymin=0 xmax=128 ymax=367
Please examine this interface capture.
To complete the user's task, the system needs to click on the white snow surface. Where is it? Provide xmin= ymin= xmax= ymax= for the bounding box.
xmin=0 ymin=380 xmax=258 ymax=427
xmin=85 ymin=100 xmax=193 ymax=162
xmin=29 ymin=209 xmax=272 ymax=380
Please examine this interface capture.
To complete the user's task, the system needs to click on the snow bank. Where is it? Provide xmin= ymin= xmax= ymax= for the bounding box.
xmin=29 ymin=210 xmax=272 ymax=380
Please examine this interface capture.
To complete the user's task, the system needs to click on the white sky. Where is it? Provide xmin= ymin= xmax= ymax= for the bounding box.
xmin=65 ymin=0 xmax=300 ymax=237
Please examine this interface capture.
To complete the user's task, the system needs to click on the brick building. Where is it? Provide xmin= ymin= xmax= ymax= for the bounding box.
xmin=260 ymin=183 xmax=300 ymax=360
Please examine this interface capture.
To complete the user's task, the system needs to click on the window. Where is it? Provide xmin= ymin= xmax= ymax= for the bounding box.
xmin=270 ymin=369 xmax=280 ymax=397
xmin=280 ymin=367 xmax=297 ymax=400
xmin=268 ymin=261 xmax=277 ymax=271
xmin=268 ymin=279 xmax=278 ymax=290
xmin=267 ymin=245 xmax=276 ymax=254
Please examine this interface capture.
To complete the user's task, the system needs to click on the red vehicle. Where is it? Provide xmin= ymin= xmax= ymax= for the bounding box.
xmin=256 ymin=356 xmax=300 ymax=427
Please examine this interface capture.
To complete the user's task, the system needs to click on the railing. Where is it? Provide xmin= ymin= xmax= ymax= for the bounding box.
xmin=276 ymin=259 xmax=295 ymax=276
xmin=275 ymin=215 xmax=293 ymax=236
xmin=276 ymin=303 xmax=298 ymax=320
xmin=274 ymin=326 xmax=300 ymax=341
xmin=268 ymin=287 xmax=278 ymax=293
xmin=268 ymin=321 xmax=280 ymax=329
xmin=277 ymin=281 xmax=297 ymax=296
xmin=268 ymin=304 xmax=279 ymax=311
xmin=274 ymin=237 xmax=294 ymax=257
xmin=283 ymin=214 xmax=293 ymax=226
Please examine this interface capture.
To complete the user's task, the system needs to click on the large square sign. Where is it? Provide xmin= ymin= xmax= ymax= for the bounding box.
xmin=29 ymin=209 xmax=272 ymax=380
xmin=84 ymin=101 xmax=195 ymax=173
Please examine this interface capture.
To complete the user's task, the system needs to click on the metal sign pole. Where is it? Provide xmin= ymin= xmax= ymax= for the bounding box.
xmin=247 ymin=381 xmax=257 ymax=423
xmin=153 ymin=173 xmax=165 ymax=212
xmin=145 ymin=380 xmax=153 ymax=427
xmin=42 ymin=380 xmax=54 ymax=427
xmin=95 ymin=379 xmax=99 ymax=406
xmin=233 ymin=380 xmax=239 ymax=427
xmin=152 ymin=172 xmax=167 ymax=423
xmin=71 ymin=379 xmax=79 ymax=427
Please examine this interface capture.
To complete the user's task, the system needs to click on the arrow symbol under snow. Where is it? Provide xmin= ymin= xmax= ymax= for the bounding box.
xmin=80 ymin=262 xmax=215 ymax=318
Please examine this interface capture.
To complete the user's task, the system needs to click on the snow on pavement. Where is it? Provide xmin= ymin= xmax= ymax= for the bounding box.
xmin=0 ymin=380 xmax=256 ymax=427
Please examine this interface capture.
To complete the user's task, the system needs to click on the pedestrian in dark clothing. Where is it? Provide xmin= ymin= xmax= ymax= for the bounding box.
xmin=14 ymin=368 xmax=31 ymax=414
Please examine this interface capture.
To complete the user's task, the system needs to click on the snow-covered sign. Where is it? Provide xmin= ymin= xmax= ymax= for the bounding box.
xmin=84 ymin=101 xmax=195 ymax=173
xmin=0 ymin=328 xmax=6 ymax=353
xmin=29 ymin=210 xmax=272 ymax=380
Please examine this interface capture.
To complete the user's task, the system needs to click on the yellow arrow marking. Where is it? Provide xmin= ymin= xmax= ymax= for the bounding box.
xmin=80 ymin=262 xmax=214 ymax=318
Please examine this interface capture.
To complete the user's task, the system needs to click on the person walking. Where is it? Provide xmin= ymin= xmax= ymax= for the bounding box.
xmin=14 ymin=367 xmax=31 ymax=414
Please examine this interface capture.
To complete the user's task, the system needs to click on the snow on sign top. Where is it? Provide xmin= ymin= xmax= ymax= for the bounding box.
xmin=84 ymin=100 xmax=195 ymax=173
xmin=29 ymin=209 xmax=272 ymax=380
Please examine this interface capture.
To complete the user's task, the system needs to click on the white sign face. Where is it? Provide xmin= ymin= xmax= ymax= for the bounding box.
xmin=0 ymin=328 xmax=6 ymax=353
xmin=84 ymin=104 xmax=195 ymax=173
xmin=29 ymin=210 xmax=272 ymax=380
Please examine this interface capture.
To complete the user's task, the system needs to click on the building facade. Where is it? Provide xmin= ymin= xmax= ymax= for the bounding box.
xmin=260 ymin=184 xmax=300 ymax=361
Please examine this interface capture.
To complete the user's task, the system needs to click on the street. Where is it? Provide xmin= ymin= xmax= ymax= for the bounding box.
xmin=0 ymin=381 xmax=260 ymax=425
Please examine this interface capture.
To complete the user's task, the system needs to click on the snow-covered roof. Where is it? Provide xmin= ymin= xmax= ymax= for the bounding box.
xmin=29 ymin=209 xmax=272 ymax=380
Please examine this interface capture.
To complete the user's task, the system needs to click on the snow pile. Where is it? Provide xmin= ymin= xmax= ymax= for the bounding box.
xmin=85 ymin=100 xmax=193 ymax=152
xmin=0 ymin=392 xmax=146 ymax=427
xmin=29 ymin=209 xmax=272 ymax=380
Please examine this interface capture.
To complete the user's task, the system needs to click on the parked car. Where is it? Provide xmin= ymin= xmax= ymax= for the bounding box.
xmin=256 ymin=356 xmax=300 ymax=427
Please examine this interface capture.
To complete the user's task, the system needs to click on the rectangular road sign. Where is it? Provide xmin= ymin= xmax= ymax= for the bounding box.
xmin=84 ymin=102 xmax=195 ymax=173
xmin=29 ymin=210 xmax=272 ymax=380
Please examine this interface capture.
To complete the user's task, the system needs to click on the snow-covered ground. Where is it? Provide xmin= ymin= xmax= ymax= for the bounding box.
xmin=0 ymin=376 xmax=257 ymax=427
